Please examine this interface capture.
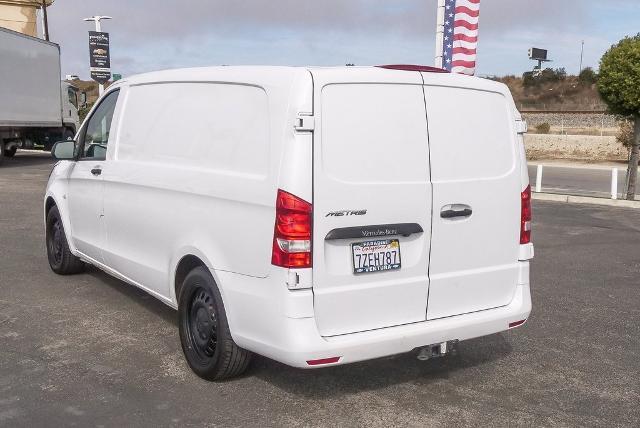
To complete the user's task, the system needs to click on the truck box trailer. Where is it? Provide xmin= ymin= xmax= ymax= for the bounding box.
xmin=0 ymin=26 xmax=79 ymax=164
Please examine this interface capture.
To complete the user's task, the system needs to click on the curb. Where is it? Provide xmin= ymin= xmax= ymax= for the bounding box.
xmin=533 ymin=192 xmax=640 ymax=209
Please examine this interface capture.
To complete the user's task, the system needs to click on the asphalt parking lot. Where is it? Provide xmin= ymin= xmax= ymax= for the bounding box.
xmin=1 ymin=151 xmax=639 ymax=427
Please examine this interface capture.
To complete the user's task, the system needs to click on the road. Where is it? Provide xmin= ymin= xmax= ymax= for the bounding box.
xmin=528 ymin=163 xmax=639 ymax=199
xmin=1 ymin=151 xmax=639 ymax=427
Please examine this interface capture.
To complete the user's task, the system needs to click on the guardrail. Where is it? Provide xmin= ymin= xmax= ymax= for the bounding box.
xmin=532 ymin=164 xmax=625 ymax=200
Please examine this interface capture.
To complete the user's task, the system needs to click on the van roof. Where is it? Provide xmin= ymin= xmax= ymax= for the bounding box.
xmin=116 ymin=65 xmax=511 ymax=100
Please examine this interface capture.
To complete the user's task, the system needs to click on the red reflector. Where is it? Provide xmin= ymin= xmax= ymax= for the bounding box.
xmin=271 ymin=189 xmax=312 ymax=269
xmin=509 ymin=319 xmax=527 ymax=328
xmin=377 ymin=64 xmax=449 ymax=73
xmin=306 ymin=357 xmax=341 ymax=366
xmin=520 ymin=185 xmax=532 ymax=244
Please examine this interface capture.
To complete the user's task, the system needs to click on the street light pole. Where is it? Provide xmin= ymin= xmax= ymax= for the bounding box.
xmin=83 ymin=15 xmax=112 ymax=95
xmin=41 ymin=0 xmax=49 ymax=41
xmin=579 ymin=40 xmax=585 ymax=75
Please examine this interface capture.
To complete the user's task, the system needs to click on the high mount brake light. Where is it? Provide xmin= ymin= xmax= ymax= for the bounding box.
xmin=377 ymin=64 xmax=449 ymax=73
xmin=271 ymin=189 xmax=312 ymax=269
xmin=520 ymin=185 xmax=532 ymax=245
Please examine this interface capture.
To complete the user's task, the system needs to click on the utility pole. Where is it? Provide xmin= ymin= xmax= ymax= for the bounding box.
xmin=434 ymin=0 xmax=446 ymax=68
xmin=579 ymin=40 xmax=584 ymax=75
xmin=41 ymin=0 xmax=49 ymax=41
xmin=83 ymin=16 xmax=112 ymax=95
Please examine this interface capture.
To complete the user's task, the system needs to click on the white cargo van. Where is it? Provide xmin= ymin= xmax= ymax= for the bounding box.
xmin=45 ymin=65 xmax=533 ymax=380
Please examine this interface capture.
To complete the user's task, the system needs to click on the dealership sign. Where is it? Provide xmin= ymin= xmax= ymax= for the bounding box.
xmin=88 ymin=31 xmax=111 ymax=84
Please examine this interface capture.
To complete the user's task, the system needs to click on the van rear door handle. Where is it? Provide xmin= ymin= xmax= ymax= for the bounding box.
xmin=440 ymin=204 xmax=472 ymax=219
xmin=90 ymin=167 xmax=102 ymax=176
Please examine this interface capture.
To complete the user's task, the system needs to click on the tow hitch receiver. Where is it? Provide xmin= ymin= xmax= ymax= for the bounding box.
xmin=416 ymin=340 xmax=459 ymax=361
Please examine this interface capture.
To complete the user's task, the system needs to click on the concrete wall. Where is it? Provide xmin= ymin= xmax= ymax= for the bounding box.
xmin=524 ymin=134 xmax=627 ymax=161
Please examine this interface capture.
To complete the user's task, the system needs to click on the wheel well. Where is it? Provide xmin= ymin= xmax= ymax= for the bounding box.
xmin=45 ymin=197 xmax=56 ymax=217
xmin=175 ymin=255 xmax=207 ymax=303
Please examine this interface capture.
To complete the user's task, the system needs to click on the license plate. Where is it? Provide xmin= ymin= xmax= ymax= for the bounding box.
xmin=351 ymin=239 xmax=401 ymax=274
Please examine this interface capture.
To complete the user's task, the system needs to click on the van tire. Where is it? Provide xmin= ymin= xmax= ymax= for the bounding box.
xmin=45 ymin=205 xmax=85 ymax=274
xmin=178 ymin=266 xmax=252 ymax=380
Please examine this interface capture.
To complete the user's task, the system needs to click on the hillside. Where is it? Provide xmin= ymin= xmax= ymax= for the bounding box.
xmin=496 ymin=72 xmax=605 ymax=112
xmin=68 ymin=72 xmax=606 ymax=113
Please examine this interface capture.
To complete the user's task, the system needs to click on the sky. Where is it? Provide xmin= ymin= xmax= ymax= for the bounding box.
xmin=44 ymin=0 xmax=640 ymax=80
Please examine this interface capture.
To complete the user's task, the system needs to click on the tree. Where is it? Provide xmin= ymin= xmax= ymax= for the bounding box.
xmin=598 ymin=34 xmax=640 ymax=200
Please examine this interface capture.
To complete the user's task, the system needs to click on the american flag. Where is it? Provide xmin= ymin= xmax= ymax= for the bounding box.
xmin=441 ymin=0 xmax=480 ymax=75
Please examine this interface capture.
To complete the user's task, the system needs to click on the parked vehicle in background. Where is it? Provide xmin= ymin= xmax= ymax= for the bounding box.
xmin=44 ymin=65 xmax=533 ymax=380
xmin=0 ymin=27 xmax=79 ymax=164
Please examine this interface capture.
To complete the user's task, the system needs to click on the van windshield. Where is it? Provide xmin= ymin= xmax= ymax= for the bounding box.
xmin=68 ymin=87 xmax=78 ymax=108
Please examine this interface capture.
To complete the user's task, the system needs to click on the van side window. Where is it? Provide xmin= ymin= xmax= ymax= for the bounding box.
xmin=80 ymin=90 xmax=119 ymax=161
xmin=117 ymin=83 xmax=269 ymax=177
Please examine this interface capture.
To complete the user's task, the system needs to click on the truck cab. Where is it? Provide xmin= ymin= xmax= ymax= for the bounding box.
xmin=61 ymin=81 xmax=80 ymax=133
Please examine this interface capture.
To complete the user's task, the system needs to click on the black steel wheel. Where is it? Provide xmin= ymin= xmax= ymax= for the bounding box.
xmin=178 ymin=266 xmax=252 ymax=380
xmin=186 ymin=287 xmax=219 ymax=362
xmin=45 ymin=205 xmax=85 ymax=274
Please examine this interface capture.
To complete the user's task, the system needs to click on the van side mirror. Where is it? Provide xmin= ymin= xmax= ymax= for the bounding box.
xmin=51 ymin=140 xmax=77 ymax=160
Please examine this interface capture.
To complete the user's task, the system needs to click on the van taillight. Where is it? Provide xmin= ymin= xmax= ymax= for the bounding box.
xmin=520 ymin=185 xmax=532 ymax=244
xmin=271 ymin=189 xmax=312 ymax=268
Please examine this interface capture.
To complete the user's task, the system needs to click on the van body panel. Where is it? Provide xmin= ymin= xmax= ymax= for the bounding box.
xmin=422 ymin=83 xmax=522 ymax=320
xmin=310 ymin=69 xmax=432 ymax=337
xmin=232 ymin=270 xmax=531 ymax=368
xmin=99 ymin=68 xmax=313 ymax=297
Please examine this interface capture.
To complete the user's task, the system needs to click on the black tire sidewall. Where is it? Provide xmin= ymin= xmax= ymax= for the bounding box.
xmin=5 ymin=146 xmax=17 ymax=157
xmin=46 ymin=206 xmax=64 ymax=271
xmin=178 ymin=267 xmax=228 ymax=378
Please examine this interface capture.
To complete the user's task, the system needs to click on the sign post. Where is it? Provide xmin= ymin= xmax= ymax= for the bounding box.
xmin=84 ymin=16 xmax=112 ymax=95
xmin=434 ymin=0 xmax=446 ymax=69
xmin=89 ymin=31 xmax=111 ymax=91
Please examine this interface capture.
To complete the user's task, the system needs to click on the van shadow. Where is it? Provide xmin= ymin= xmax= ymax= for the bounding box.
xmin=82 ymin=267 xmax=512 ymax=396
xmin=249 ymin=334 xmax=513 ymax=398
xmin=84 ymin=266 xmax=178 ymax=327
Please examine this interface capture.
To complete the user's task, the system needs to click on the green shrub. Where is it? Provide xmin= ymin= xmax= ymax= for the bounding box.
xmin=617 ymin=120 xmax=634 ymax=148
xmin=78 ymin=103 xmax=94 ymax=123
xmin=536 ymin=123 xmax=551 ymax=134
xmin=578 ymin=67 xmax=598 ymax=85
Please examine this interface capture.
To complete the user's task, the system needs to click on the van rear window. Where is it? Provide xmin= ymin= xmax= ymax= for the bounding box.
xmin=425 ymin=87 xmax=514 ymax=182
xmin=117 ymin=83 xmax=269 ymax=177
xmin=320 ymin=84 xmax=430 ymax=184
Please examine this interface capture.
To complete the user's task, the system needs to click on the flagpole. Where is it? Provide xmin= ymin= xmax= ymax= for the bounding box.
xmin=434 ymin=0 xmax=446 ymax=68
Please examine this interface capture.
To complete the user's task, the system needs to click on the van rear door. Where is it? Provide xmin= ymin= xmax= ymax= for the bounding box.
xmin=310 ymin=69 xmax=432 ymax=337
xmin=423 ymin=82 xmax=522 ymax=320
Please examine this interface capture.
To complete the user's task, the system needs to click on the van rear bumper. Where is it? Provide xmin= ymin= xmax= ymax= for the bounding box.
xmin=236 ymin=280 xmax=532 ymax=369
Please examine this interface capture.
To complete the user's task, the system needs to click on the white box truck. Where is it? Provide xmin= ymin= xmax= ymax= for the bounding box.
xmin=0 ymin=26 xmax=79 ymax=164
